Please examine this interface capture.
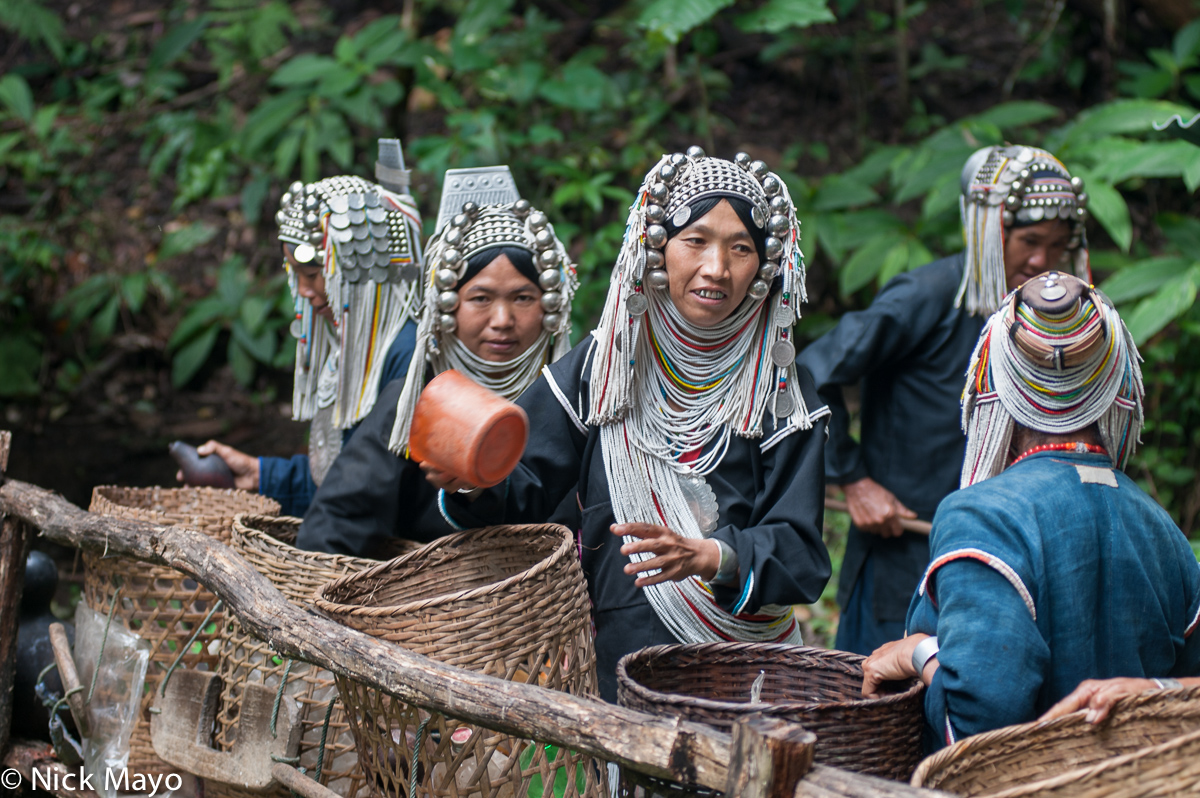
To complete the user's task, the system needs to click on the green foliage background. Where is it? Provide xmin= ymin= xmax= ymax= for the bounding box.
xmin=3 ymin=0 xmax=1200 ymax=546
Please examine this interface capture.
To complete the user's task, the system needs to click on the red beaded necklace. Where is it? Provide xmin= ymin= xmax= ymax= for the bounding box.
xmin=1010 ymin=442 xmax=1108 ymax=467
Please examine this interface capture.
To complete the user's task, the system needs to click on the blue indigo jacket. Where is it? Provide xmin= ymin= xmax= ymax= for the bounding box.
xmin=907 ymin=451 xmax=1200 ymax=750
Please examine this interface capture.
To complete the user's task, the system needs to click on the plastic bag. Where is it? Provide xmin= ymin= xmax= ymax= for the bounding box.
xmin=74 ymin=601 xmax=150 ymax=798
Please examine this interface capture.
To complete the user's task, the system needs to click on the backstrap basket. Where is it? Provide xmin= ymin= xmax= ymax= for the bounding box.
xmin=911 ymin=687 xmax=1200 ymax=797
xmin=314 ymin=524 xmax=607 ymax=798
xmin=616 ymin=643 xmax=924 ymax=795
xmin=205 ymin=514 xmax=421 ymax=798
xmin=83 ymin=486 xmax=280 ymax=779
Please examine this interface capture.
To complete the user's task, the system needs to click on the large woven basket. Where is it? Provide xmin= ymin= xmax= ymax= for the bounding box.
xmin=617 ymin=643 xmax=924 ymax=794
xmin=314 ymin=524 xmax=607 ymax=798
xmin=83 ymin=486 xmax=280 ymax=779
xmin=911 ymin=687 xmax=1200 ymax=797
xmin=206 ymin=514 xmax=421 ymax=798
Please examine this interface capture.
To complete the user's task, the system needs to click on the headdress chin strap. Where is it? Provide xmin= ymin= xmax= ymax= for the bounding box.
xmin=955 ymin=145 xmax=1090 ymax=317
xmin=960 ymin=272 xmax=1145 ymax=487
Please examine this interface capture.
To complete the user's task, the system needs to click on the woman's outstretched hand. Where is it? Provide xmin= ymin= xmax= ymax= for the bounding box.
xmin=1039 ymin=678 xmax=1161 ymax=725
xmin=612 ymin=523 xmax=720 ymax=586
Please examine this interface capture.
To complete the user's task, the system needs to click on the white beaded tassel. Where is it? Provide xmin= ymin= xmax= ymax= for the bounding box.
xmin=289 ymin=268 xmax=334 ymax=422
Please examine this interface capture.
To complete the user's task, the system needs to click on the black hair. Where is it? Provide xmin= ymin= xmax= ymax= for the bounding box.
xmin=459 ymin=245 xmax=540 ymax=288
xmin=665 ymin=195 xmax=768 ymax=263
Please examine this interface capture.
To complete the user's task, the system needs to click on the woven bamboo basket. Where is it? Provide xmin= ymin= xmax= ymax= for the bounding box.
xmin=911 ymin=687 xmax=1200 ymax=797
xmin=83 ymin=486 xmax=280 ymax=780
xmin=616 ymin=643 xmax=924 ymax=795
xmin=314 ymin=524 xmax=607 ymax=798
xmin=205 ymin=514 xmax=422 ymax=798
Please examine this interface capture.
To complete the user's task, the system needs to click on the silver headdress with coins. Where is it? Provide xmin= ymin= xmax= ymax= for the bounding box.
xmin=590 ymin=146 xmax=809 ymax=647
xmin=960 ymin=272 xmax=1144 ymax=487
xmin=957 ymin=144 xmax=1090 ymax=316
xmin=275 ymin=139 xmax=424 ymax=483
xmin=387 ymin=167 xmax=577 ymax=455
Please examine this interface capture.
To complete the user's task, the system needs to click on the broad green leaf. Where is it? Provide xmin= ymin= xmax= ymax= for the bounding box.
xmin=168 ymin=296 xmax=227 ymax=351
xmin=0 ymin=74 xmax=34 ymax=122
xmin=455 ymin=0 xmax=515 ymax=45
xmin=1123 ymin=266 xmax=1200 ymax=345
xmin=148 ymin=17 xmax=208 ymax=71
xmin=239 ymin=296 xmax=273 ymax=336
xmin=242 ymin=92 xmax=306 ymax=156
xmin=0 ymin=332 xmax=42 ymax=396
xmin=970 ymin=101 xmax=1060 ymax=129
xmin=735 ymin=0 xmax=835 ymax=34
xmin=638 ymin=0 xmax=736 ymax=44
xmin=1054 ymin=99 xmax=1196 ymax=149
xmin=875 ymin=240 xmax=911 ymax=286
xmin=1078 ymin=173 xmax=1132 ymax=251
xmin=894 ymin=146 xmax=974 ymax=203
xmin=270 ymin=54 xmax=336 ymax=86
xmin=1092 ymin=140 xmax=1200 ymax=184
xmin=812 ymin=175 xmax=879 ymax=211
xmin=240 ymin=174 xmax=271 ymax=227
xmin=231 ymin=319 xmax=276 ymax=363
xmin=839 ymin=233 xmax=904 ymax=295
xmin=919 ymin=172 xmax=961 ymax=222
xmin=1099 ymin=256 xmax=1192 ymax=304
xmin=159 ymin=222 xmax=217 ymax=260
xmin=1175 ymin=19 xmax=1200 ymax=65
xmin=0 ymin=1 xmax=65 ymax=60
xmin=841 ymin=146 xmax=902 ymax=186
xmin=171 ymin=325 xmax=219 ymax=387
xmin=819 ymin=209 xmax=905 ymax=262
xmin=907 ymin=237 xmax=935 ymax=271
xmin=539 ymin=63 xmax=614 ymax=112
xmin=228 ymin=338 xmax=257 ymax=386
xmin=120 ymin=272 xmax=149 ymax=314
xmin=91 ymin=294 xmax=121 ymax=345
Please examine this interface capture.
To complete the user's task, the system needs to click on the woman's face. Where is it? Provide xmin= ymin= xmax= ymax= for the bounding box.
xmin=454 ymin=254 xmax=544 ymax=362
xmin=283 ymin=243 xmax=331 ymax=321
xmin=663 ymin=199 xmax=760 ymax=327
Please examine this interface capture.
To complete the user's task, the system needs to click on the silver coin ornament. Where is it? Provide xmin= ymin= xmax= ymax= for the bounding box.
xmin=293 ymin=243 xmax=316 ymax=263
xmin=1040 ymin=283 xmax=1067 ymax=301
xmin=627 ymin=292 xmax=649 ymax=316
xmin=776 ymin=306 xmax=796 ymax=328
xmin=671 ymin=205 xmax=692 ymax=228
xmin=680 ymin=473 xmax=720 ymax=537
xmin=771 ymin=340 xmax=796 ymax=367
xmin=370 ymin=266 xmax=389 ymax=283
xmin=771 ymin=390 xmax=796 ymax=417
xmin=290 ymin=318 xmax=304 ymax=338
xmin=751 ymin=206 xmax=766 ymax=229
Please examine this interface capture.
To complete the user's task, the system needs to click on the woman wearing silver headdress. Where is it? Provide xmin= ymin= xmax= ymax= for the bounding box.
xmin=436 ymin=148 xmax=832 ymax=701
xmin=296 ymin=170 xmax=578 ymax=555
xmin=798 ymin=144 xmax=1089 ymax=657
xmin=178 ymin=143 xmax=425 ymax=518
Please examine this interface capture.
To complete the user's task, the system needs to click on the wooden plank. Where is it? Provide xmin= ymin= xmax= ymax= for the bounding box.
xmin=2 ymin=738 xmax=99 ymax=798
xmin=726 ymin=715 xmax=816 ymax=798
xmin=0 ymin=443 xmax=949 ymax=798
xmin=0 ymin=428 xmax=27 ymax=759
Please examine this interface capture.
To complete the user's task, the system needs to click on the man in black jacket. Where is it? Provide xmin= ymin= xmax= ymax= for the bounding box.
xmin=797 ymin=144 xmax=1090 ymax=654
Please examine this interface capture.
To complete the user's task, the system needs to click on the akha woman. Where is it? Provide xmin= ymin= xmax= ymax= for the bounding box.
xmin=436 ymin=149 xmax=832 ymax=700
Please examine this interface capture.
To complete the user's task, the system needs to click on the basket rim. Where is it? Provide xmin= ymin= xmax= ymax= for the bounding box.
xmin=232 ymin=512 xmax=379 ymax=572
xmin=91 ymin=484 xmax=281 ymax=515
xmin=617 ymin=642 xmax=923 ymax=714
xmin=313 ymin=523 xmax=575 ymax=617
xmin=910 ymin=685 xmax=1200 ymax=788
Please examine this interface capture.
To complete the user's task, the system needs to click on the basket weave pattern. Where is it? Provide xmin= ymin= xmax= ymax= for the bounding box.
xmin=204 ymin=514 xmax=399 ymax=798
xmin=617 ymin=642 xmax=924 ymax=794
xmin=315 ymin=524 xmax=606 ymax=798
xmin=911 ymin=687 xmax=1200 ymax=797
xmin=83 ymin=486 xmax=279 ymax=779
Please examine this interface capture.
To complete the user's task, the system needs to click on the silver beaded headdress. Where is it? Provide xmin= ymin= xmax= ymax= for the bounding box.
xmin=957 ymin=144 xmax=1090 ymax=316
xmin=590 ymin=147 xmax=809 ymax=648
xmin=275 ymin=144 xmax=424 ymax=430
xmin=589 ymin=146 xmax=807 ymax=429
xmin=960 ymin=273 xmax=1143 ymax=487
xmin=387 ymin=184 xmax=577 ymax=456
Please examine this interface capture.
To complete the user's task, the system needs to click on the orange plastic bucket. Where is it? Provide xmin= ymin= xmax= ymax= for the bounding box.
xmin=408 ymin=369 xmax=529 ymax=488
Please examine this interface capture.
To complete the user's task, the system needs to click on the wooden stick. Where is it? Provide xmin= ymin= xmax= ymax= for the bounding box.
xmin=726 ymin=715 xmax=816 ymax=798
xmin=824 ymin=499 xmax=932 ymax=535
xmin=271 ymin=763 xmax=344 ymax=798
xmin=0 ymin=429 xmax=27 ymax=759
xmin=49 ymin=623 xmax=90 ymax=738
xmin=0 ymin=447 xmax=948 ymax=797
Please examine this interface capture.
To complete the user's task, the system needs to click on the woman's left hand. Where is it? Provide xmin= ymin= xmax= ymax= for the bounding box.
xmin=420 ymin=462 xmax=478 ymax=494
xmin=613 ymin=523 xmax=720 ymax=586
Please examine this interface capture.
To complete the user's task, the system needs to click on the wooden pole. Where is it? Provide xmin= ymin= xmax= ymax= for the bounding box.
xmin=824 ymin=499 xmax=931 ymax=535
xmin=726 ymin=715 xmax=816 ymax=798
xmin=0 ymin=431 xmax=948 ymax=798
xmin=0 ymin=429 xmax=28 ymax=760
